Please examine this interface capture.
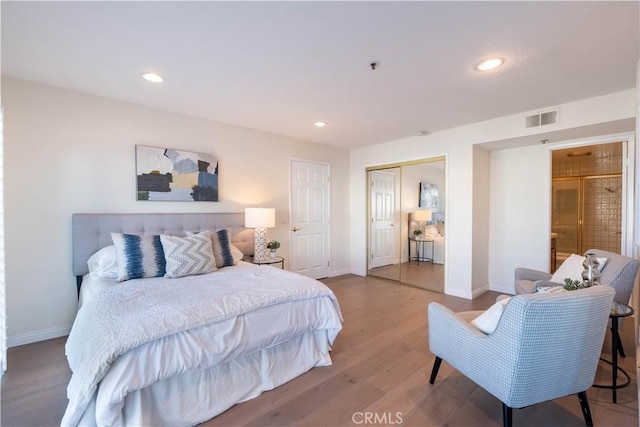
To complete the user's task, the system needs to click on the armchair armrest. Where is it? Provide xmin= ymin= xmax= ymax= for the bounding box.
xmin=534 ymin=280 xmax=564 ymax=292
xmin=428 ymin=302 xmax=517 ymax=402
xmin=514 ymin=267 xmax=552 ymax=282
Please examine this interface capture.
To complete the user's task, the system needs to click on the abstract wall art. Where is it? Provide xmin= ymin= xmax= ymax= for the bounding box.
xmin=136 ymin=145 xmax=218 ymax=202
xmin=419 ymin=182 xmax=438 ymax=209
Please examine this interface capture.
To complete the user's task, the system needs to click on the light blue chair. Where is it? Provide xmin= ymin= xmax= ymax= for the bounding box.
xmin=515 ymin=248 xmax=639 ymax=357
xmin=428 ymin=286 xmax=615 ymax=427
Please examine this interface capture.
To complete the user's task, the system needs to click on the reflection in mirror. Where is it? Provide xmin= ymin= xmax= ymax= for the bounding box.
xmin=367 ymin=167 xmax=401 ymax=282
xmin=401 ymin=161 xmax=445 ymax=292
xmin=367 ymin=159 xmax=445 ymax=293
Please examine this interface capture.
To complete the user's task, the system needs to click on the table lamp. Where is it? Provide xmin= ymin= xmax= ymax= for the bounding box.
xmin=245 ymin=207 xmax=275 ymax=260
xmin=410 ymin=209 xmax=432 ymax=237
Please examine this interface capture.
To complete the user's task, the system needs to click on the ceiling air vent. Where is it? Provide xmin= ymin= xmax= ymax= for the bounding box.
xmin=525 ymin=109 xmax=559 ymax=128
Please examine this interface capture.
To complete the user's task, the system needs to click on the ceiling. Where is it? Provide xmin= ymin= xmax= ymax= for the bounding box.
xmin=2 ymin=1 xmax=638 ymax=150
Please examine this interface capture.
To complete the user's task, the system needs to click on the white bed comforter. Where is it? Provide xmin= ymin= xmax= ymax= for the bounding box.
xmin=62 ymin=262 xmax=343 ymax=426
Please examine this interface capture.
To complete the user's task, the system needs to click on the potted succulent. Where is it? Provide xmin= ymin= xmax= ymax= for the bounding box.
xmin=267 ymin=240 xmax=281 ymax=258
xmin=413 ymin=229 xmax=422 ymax=239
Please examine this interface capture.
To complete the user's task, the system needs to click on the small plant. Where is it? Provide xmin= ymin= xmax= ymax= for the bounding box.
xmin=413 ymin=229 xmax=422 ymax=236
xmin=267 ymin=241 xmax=281 ymax=251
xmin=563 ymin=278 xmax=589 ymax=291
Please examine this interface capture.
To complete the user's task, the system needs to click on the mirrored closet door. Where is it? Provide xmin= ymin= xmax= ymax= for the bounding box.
xmin=367 ymin=158 xmax=445 ymax=292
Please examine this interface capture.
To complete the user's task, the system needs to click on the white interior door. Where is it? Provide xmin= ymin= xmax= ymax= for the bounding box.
xmin=370 ymin=170 xmax=396 ymax=268
xmin=290 ymin=160 xmax=330 ymax=279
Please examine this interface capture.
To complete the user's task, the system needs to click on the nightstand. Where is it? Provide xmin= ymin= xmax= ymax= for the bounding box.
xmin=244 ymin=255 xmax=284 ymax=269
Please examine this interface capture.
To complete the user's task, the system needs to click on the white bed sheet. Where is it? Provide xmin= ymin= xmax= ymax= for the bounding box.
xmin=64 ymin=262 xmax=343 ymax=426
xmin=77 ymin=274 xmax=115 ymax=309
xmin=432 ymin=235 xmax=445 ymax=264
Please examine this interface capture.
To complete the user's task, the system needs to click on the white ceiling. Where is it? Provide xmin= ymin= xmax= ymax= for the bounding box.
xmin=2 ymin=1 xmax=638 ymax=149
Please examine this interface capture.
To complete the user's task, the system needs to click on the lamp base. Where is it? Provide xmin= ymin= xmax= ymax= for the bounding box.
xmin=254 ymin=228 xmax=267 ymax=261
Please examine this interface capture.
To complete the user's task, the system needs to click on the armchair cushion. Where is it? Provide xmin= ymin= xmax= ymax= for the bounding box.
xmin=514 ymin=267 xmax=552 ymax=294
xmin=470 ymin=297 xmax=511 ymax=334
xmin=550 ymin=253 xmax=608 ymax=284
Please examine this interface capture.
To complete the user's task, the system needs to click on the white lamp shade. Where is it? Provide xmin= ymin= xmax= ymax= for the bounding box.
xmin=410 ymin=209 xmax=432 ymax=222
xmin=245 ymin=208 xmax=276 ymax=228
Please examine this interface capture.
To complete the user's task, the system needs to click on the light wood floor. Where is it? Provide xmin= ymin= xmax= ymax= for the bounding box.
xmin=369 ymin=261 xmax=444 ymax=293
xmin=2 ymin=274 xmax=637 ymax=426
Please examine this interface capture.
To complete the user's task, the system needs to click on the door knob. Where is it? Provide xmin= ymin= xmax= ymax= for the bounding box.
xmin=292 ymin=227 xmax=302 ymax=232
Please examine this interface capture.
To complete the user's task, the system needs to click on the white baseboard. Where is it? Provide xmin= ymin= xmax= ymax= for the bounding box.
xmin=489 ymin=283 xmax=515 ymax=295
xmin=7 ymin=325 xmax=71 ymax=348
xmin=472 ymin=284 xmax=490 ymax=299
xmin=350 ymin=268 xmax=367 ymax=277
xmin=445 ymin=288 xmax=473 ymax=300
xmin=330 ymin=268 xmax=351 ymax=277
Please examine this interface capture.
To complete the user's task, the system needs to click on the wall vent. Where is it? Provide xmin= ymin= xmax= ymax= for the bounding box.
xmin=525 ymin=109 xmax=559 ymax=128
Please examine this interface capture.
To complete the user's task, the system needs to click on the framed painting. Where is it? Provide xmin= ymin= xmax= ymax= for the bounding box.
xmin=419 ymin=182 xmax=438 ymax=209
xmin=136 ymin=145 xmax=218 ymax=202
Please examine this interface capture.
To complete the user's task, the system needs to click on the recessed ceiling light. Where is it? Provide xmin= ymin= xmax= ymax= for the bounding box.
xmin=142 ymin=72 xmax=164 ymax=83
xmin=314 ymin=121 xmax=327 ymax=128
xmin=475 ymin=58 xmax=504 ymax=72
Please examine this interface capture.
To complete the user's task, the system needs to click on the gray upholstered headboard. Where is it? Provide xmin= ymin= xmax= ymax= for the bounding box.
xmin=72 ymin=213 xmax=254 ymax=278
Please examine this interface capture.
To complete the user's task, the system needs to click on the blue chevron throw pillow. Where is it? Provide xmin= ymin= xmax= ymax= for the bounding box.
xmin=160 ymin=233 xmax=217 ymax=278
xmin=187 ymin=229 xmax=236 ymax=268
xmin=111 ymin=233 xmax=166 ymax=282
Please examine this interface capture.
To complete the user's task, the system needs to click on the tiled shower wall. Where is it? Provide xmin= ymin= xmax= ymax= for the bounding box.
xmin=552 ymin=142 xmax=622 ymax=255
xmin=552 ymin=143 xmax=622 ymax=177
xmin=582 ymin=176 xmax=622 ymax=253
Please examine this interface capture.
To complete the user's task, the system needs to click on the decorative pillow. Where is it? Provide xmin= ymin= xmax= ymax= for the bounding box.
xmin=470 ymin=297 xmax=511 ymax=334
xmin=187 ymin=229 xmax=237 ymax=267
xmin=424 ymin=224 xmax=439 ymax=238
xmin=550 ymin=254 xmax=608 ymax=284
xmin=87 ymin=245 xmax=118 ymax=279
xmin=111 ymin=233 xmax=166 ymax=282
xmin=161 ymin=233 xmax=217 ymax=278
xmin=436 ymin=220 xmax=445 ymax=237
xmin=230 ymin=244 xmax=244 ymax=263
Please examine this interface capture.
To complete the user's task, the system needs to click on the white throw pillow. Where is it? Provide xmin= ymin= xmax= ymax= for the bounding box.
xmin=550 ymin=254 xmax=608 ymax=284
xmin=87 ymin=245 xmax=118 ymax=279
xmin=424 ymin=224 xmax=439 ymax=238
xmin=470 ymin=297 xmax=511 ymax=335
xmin=230 ymin=244 xmax=244 ymax=263
xmin=161 ymin=233 xmax=217 ymax=278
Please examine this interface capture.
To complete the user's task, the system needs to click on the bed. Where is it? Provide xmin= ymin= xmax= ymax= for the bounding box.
xmin=63 ymin=213 xmax=343 ymax=426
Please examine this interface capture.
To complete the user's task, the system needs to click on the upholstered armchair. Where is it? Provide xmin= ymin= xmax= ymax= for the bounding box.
xmin=515 ymin=248 xmax=639 ymax=356
xmin=514 ymin=249 xmax=639 ymax=302
xmin=428 ymin=286 xmax=615 ymax=427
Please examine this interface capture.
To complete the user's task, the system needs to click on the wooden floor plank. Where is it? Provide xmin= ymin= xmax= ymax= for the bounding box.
xmin=1 ymin=274 xmax=637 ymax=426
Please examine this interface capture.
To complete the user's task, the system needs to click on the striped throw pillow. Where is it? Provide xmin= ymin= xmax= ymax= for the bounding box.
xmin=187 ymin=229 xmax=236 ymax=268
xmin=160 ymin=233 xmax=217 ymax=278
xmin=111 ymin=233 xmax=166 ymax=282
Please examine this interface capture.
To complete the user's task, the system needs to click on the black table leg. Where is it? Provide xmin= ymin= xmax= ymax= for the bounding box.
xmin=611 ymin=317 xmax=619 ymax=403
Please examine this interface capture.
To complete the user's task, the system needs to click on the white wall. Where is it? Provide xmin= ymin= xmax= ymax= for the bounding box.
xmin=350 ymin=89 xmax=636 ymax=299
xmin=472 ymin=146 xmax=489 ymax=295
xmin=2 ymin=77 xmax=350 ymax=346
xmin=487 ymin=144 xmax=550 ymax=294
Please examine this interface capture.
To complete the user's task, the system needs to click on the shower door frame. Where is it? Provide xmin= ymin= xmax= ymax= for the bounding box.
xmin=552 ymin=174 xmax=623 ymax=256
xmin=549 ymin=134 xmax=635 ymax=260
